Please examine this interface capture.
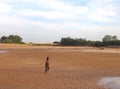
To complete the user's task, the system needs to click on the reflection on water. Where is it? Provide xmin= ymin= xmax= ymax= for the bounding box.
xmin=0 ymin=51 xmax=8 ymax=53
xmin=99 ymin=77 xmax=120 ymax=89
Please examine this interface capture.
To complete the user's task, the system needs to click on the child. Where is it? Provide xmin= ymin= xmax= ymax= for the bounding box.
xmin=44 ymin=56 xmax=49 ymax=73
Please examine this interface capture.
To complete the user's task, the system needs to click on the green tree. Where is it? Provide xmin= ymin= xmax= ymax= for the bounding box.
xmin=0 ymin=35 xmax=24 ymax=44
xmin=0 ymin=36 xmax=7 ymax=42
xmin=102 ymin=35 xmax=120 ymax=46
xmin=93 ymin=41 xmax=103 ymax=47
xmin=112 ymin=35 xmax=118 ymax=41
xmin=8 ymin=35 xmax=22 ymax=43
xmin=60 ymin=37 xmax=87 ymax=46
xmin=60 ymin=37 xmax=74 ymax=46
xmin=102 ymin=35 xmax=112 ymax=41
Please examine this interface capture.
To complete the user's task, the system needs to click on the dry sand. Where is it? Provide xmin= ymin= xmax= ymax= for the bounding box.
xmin=0 ymin=45 xmax=120 ymax=89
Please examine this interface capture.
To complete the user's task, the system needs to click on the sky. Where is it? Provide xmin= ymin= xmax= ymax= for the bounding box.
xmin=0 ymin=0 xmax=120 ymax=42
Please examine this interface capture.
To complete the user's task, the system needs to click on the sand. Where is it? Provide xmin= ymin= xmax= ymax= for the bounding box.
xmin=0 ymin=45 xmax=120 ymax=89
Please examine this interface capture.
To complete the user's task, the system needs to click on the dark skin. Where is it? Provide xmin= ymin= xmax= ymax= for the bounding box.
xmin=44 ymin=57 xmax=49 ymax=73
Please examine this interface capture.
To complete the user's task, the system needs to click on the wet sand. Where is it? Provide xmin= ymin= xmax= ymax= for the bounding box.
xmin=99 ymin=77 xmax=120 ymax=89
xmin=0 ymin=51 xmax=8 ymax=53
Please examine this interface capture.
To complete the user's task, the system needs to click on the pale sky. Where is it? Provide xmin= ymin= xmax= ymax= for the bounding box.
xmin=0 ymin=0 xmax=120 ymax=42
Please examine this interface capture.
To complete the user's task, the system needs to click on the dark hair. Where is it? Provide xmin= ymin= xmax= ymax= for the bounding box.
xmin=46 ymin=56 xmax=49 ymax=61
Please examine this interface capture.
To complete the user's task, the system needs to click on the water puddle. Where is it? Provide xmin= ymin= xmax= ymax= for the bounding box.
xmin=99 ymin=77 xmax=120 ymax=89
xmin=0 ymin=51 xmax=8 ymax=53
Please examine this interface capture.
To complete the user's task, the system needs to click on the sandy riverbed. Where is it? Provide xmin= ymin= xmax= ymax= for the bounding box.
xmin=0 ymin=45 xmax=120 ymax=89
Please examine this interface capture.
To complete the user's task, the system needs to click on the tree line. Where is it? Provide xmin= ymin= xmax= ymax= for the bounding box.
xmin=0 ymin=35 xmax=24 ymax=44
xmin=59 ymin=35 xmax=120 ymax=47
xmin=1 ymin=34 xmax=120 ymax=46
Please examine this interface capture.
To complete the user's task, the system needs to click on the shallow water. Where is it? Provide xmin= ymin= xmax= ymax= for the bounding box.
xmin=0 ymin=51 xmax=8 ymax=53
xmin=99 ymin=77 xmax=120 ymax=89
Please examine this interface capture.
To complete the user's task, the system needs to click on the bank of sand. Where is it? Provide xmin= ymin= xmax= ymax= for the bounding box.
xmin=0 ymin=45 xmax=120 ymax=89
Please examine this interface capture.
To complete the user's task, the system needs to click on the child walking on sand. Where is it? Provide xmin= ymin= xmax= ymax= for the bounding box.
xmin=44 ymin=56 xmax=49 ymax=73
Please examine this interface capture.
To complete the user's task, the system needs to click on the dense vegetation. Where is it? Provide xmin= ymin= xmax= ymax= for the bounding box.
xmin=0 ymin=35 xmax=24 ymax=44
xmin=0 ymin=34 xmax=120 ymax=46
xmin=60 ymin=35 xmax=120 ymax=47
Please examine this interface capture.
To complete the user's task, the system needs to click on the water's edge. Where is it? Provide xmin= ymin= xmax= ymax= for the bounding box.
xmin=0 ymin=51 xmax=8 ymax=53
xmin=98 ymin=77 xmax=120 ymax=89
